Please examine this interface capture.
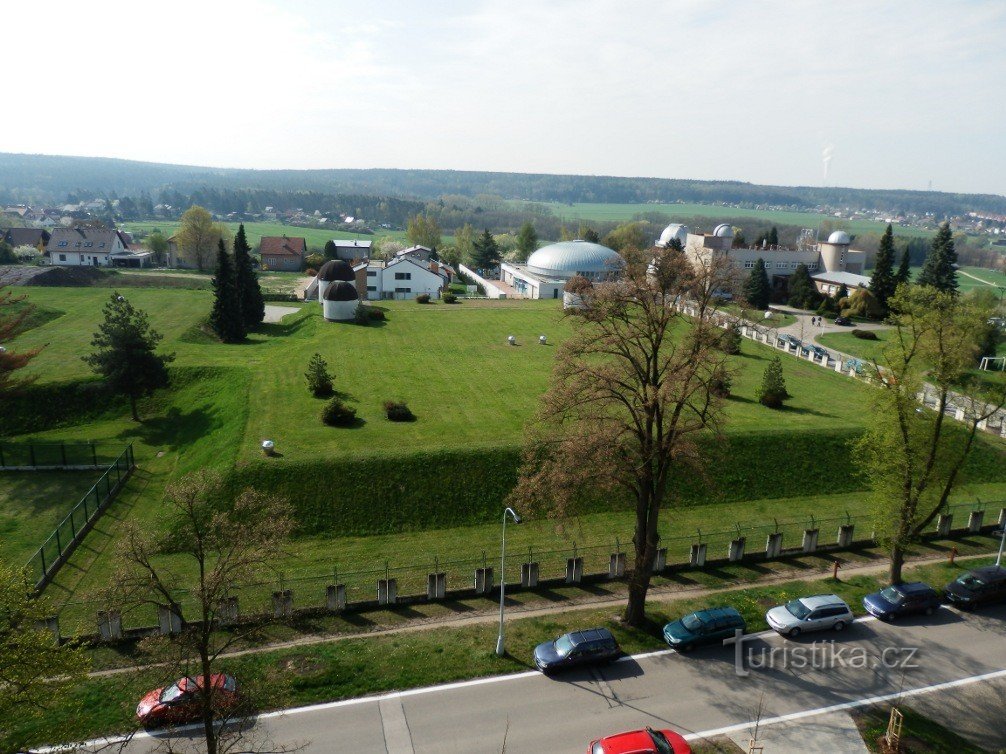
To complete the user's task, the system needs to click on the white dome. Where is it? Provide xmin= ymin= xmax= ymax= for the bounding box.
xmin=525 ymin=240 xmax=623 ymax=278
xmin=828 ymin=230 xmax=851 ymax=244
xmin=658 ymin=223 xmax=689 ymax=247
xmin=713 ymin=223 xmax=734 ymax=238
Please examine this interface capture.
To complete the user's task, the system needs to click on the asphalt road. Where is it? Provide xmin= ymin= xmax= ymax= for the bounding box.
xmin=64 ymin=604 xmax=1006 ymax=754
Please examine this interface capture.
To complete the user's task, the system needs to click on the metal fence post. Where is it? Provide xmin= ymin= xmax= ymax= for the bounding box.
xmin=54 ymin=528 xmax=61 ymax=556
xmin=91 ymin=442 xmax=97 ymax=467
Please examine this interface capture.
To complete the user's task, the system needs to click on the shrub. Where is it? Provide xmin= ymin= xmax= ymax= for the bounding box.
xmin=354 ymin=302 xmax=370 ymax=325
xmin=757 ymin=356 xmax=789 ymax=409
xmin=304 ymin=253 xmax=325 ymax=270
xmin=709 ymin=367 xmax=732 ymax=398
xmin=321 ymin=397 xmax=357 ymax=427
xmin=852 ymin=329 xmax=879 ymax=340
xmin=717 ymin=324 xmax=742 ymax=355
xmin=564 ymin=274 xmax=593 ymax=295
xmin=443 ymin=292 xmax=458 ymax=304
xmin=369 ymin=308 xmax=386 ymax=322
xmin=306 ymin=268 xmax=317 ymax=277
xmin=305 ymin=353 xmax=334 ymax=397
xmin=383 ymin=400 xmax=416 ymax=422
xmin=416 ymin=293 xmax=431 ymax=304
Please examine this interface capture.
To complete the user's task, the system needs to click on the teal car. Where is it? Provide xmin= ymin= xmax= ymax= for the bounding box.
xmin=663 ymin=607 xmax=746 ymax=652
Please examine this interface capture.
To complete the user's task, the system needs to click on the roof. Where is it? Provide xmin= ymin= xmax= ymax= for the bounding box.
xmin=811 ymin=270 xmax=871 ymax=288
xmin=332 ymin=239 xmax=372 ymax=249
xmin=323 ymin=281 xmax=358 ymax=302
xmin=897 ymin=582 xmax=938 ymax=595
xmin=260 ymin=236 xmax=306 ymax=257
xmin=317 ymin=259 xmax=355 ymax=282
xmin=526 ymin=240 xmax=623 ymax=277
xmin=568 ymin=627 xmax=614 ymax=645
xmin=2 ymin=227 xmax=50 ymax=247
xmin=799 ymin=594 xmax=845 ymax=609
xmin=46 ymin=226 xmax=125 ymax=250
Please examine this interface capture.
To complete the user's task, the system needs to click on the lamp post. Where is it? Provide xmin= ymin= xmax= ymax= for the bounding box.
xmin=994 ymin=527 xmax=1006 ymax=568
xmin=496 ymin=507 xmax=522 ymax=657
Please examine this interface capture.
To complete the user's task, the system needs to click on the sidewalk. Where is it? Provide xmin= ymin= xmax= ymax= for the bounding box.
xmin=728 ymin=711 xmax=869 ymax=754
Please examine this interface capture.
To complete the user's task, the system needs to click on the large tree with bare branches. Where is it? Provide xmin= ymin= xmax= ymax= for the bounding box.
xmin=0 ymin=283 xmax=44 ymax=395
xmin=510 ymin=245 xmax=739 ymax=626
xmin=107 ymin=471 xmax=295 ymax=754
xmin=857 ymin=285 xmax=1006 ymax=584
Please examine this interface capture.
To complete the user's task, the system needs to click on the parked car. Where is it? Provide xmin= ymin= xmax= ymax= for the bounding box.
xmin=776 ymin=334 xmax=794 ymax=347
xmin=136 ymin=674 xmax=239 ymax=727
xmin=766 ymin=594 xmax=853 ymax=638
xmin=588 ymin=726 xmax=692 ymax=754
xmin=534 ymin=627 xmax=621 ymax=673
xmin=863 ymin=582 xmax=941 ymax=620
xmin=945 ymin=566 xmax=1006 ymax=609
xmin=663 ymin=606 xmax=746 ymax=652
xmin=811 ymin=345 xmax=830 ymax=360
xmin=834 ymin=316 xmax=852 ymax=326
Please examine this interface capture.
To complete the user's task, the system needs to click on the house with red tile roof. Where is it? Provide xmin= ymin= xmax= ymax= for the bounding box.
xmin=259 ymin=235 xmax=306 ymax=272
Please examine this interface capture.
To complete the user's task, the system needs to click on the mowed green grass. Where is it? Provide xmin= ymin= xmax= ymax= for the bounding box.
xmin=119 ymin=220 xmax=407 ymax=252
xmin=530 ymin=201 xmax=934 ymax=238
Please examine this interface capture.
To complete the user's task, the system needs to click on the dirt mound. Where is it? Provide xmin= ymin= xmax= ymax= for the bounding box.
xmin=21 ymin=266 xmax=106 ymax=287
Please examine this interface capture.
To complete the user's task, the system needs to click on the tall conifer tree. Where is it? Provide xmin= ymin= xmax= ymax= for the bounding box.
xmin=743 ymin=258 xmax=771 ymax=310
xmin=209 ymin=240 xmax=246 ymax=343
xmin=870 ymin=224 xmax=897 ymax=311
xmin=916 ymin=222 xmax=958 ymax=293
xmin=895 ymin=247 xmax=912 ymax=288
xmin=233 ymin=224 xmax=264 ymax=328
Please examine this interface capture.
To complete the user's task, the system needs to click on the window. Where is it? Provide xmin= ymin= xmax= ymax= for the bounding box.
xmin=743 ymin=260 xmax=755 ymax=269
xmin=58 ymin=253 xmax=66 ymax=261
xmin=58 ymin=241 xmax=68 ymax=247
xmin=394 ymin=272 xmax=411 ymax=280
xmin=395 ymin=287 xmax=411 ymax=293
xmin=789 ymin=262 xmax=798 ymax=269
xmin=84 ymin=242 xmax=93 ymax=247
xmin=776 ymin=262 xmax=786 ymax=269
xmin=367 ymin=270 xmax=377 ymax=277
xmin=367 ymin=285 xmax=376 ymax=291
xmin=75 ymin=242 xmax=82 ymax=247
xmin=99 ymin=242 xmax=105 ymax=248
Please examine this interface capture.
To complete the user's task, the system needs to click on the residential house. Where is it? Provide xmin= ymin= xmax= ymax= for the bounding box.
xmin=2 ymin=227 xmax=51 ymax=251
xmin=363 ymin=256 xmax=448 ymax=300
xmin=260 ymin=235 xmax=306 ymax=271
xmin=329 ymin=239 xmax=373 ymax=261
xmin=46 ymin=227 xmax=129 ymax=267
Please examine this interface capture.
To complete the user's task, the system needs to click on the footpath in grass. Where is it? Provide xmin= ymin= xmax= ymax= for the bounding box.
xmin=10 ymin=553 xmax=1000 ymax=749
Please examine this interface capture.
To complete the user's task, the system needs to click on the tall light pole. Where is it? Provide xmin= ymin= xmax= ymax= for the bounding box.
xmin=496 ymin=507 xmax=522 ymax=657
xmin=995 ymin=527 xmax=1006 ymax=568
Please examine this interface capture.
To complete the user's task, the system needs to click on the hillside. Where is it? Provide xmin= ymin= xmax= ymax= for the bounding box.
xmin=2 ymin=152 xmax=1005 ymax=217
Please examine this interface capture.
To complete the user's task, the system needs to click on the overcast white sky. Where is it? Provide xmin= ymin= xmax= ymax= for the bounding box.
xmin=5 ymin=0 xmax=1005 ymax=195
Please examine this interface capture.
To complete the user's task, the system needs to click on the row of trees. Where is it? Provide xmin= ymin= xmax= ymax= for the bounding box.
xmin=209 ymin=225 xmax=266 ymax=343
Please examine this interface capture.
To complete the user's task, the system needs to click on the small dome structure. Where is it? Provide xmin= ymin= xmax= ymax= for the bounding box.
xmin=525 ymin=240 xmax=623 ymax=280
xmin=657 ymin=223 xmax=689 ymax=248
xmin=827 ymin=230 xmax=851 ymax=245
xmin=322 ymin=281 xmax=358 ymax=321
xmin=316 ymin=259 xmax=356 ymax=300
xmin=713 ymin=223 xmax=734 ymax=238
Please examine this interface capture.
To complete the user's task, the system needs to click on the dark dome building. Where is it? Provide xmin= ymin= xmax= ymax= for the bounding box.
xmin=322 ymin=280 xmax=359 ymax=321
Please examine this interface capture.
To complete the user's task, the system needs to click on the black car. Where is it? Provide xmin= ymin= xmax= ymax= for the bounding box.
xmin=863 ymin=582 xmax=941 ymax=620
xmin=663 ymin=606 xmax=746 ymax=651
xmin=834 ymin=316 xmax=852 ymax=326
xmin=945 ymin=566 xmax=1006 ymax=609
xmin=533 ymin=628 xmax=621 ymax=673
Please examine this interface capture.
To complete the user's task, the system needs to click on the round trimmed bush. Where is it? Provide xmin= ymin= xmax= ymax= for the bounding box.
xmin=443 ymin=292 xmax=458 ymax=304
xmin=416 ymin=293 xmax=431 ymax=304
xmin=852 ymin=329 xmax=879 ymax=340
xmin=383 ymin=401 xmax=416 ymax=422
xmin=322 ymin=398 xmax=357 ymax=427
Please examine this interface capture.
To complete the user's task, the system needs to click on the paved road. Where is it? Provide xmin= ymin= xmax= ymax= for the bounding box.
xmin=63 ymin=603 xmax=1006 ymax=754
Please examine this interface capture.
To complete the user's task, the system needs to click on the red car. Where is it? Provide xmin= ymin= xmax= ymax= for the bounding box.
xmin=588 ymin=726 xmax=692 ymax=754
xmin=136 ymin=674 xmax=239 ymax=727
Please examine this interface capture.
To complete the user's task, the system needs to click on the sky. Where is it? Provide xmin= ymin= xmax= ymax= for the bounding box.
xmin=5 ymin=0 xmax=1006 ymax=196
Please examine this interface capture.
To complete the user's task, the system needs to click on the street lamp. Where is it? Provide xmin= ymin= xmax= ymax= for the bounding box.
xmin=994 ymin=527 xmax=1006 ymax=568
xmin=496 ymin=506 xmax=522 ymax=657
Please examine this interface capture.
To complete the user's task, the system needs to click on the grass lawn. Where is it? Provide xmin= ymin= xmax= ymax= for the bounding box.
xmin=530 ymin=201 xmax=934 ymax=239
xmin=119 ymin=220 xmax=407 ymax=253
xmin=8 ymin=556 xmax=999 ymax=750
xmin=852 ymin=704 xmax=988 ymax=753
xmin=0 ymin=470 xmax=105 ymax=565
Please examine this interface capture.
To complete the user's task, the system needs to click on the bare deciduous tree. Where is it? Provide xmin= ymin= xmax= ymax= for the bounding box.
xmin=510 ymin=245 xmax=739 ymax=626
xmin=106 ymin=471 xmax=296 ymax=754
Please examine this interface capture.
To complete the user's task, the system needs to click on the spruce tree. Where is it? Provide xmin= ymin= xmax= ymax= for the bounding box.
xmin=83 ymin=292 xmax=174 ymax=421
xmin=323 ymin=240 xmax=338 ymax=260
xmin=895 ymin=247 xmax=912 ymax=288
xmin=743 ymin=258 xmax=771 ymax=310
xmin=233 ymin=224 xmax=264 ymax=328
xmin=870 ymin=224 xmax=897 ymax=311
xmin=767 ymin=226 xmax=779 ymax=246
xmin=787 ymin=263 xmax=819 ymax=310
xmin=757 ymin=356 xmax=789 ymax=409
xmin=209 ymin=240 xmax=246 ymax=343
xmin=304 ymin=353 xmax=334 ymax=397
xmin=471 ymin=229 xmax=500 ymax=271
xmin=916 ymin=222 xmax=958 ymax=293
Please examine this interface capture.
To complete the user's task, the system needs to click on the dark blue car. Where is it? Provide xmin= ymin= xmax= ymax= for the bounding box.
xmin=863 ymin=582 xmax=941 ymax=620
xmin=533 ymin=628 xmax=620 ymax=674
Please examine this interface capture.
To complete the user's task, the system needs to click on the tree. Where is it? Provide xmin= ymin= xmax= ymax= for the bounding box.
xmin=787 ymin=263 xmax=819 ymax=310
xmin=579 ymin=225 xmax=600 ymax=243
xmin=602 ymin=222 xmax=647 ymax=252
xmin=870 ymin=224 xmax=898 ymax=311
xmin=834 ymin=283 xmax=849 ymax=309
xmin=743 ymin=258 xmax=771 ymax=310
xmin=0 ymin=240 xmax=16 ymax=264
xmin=83 ymin=292 xmax=173 ymax=421
xmin=718 ymin=323 xmax=742 ymax=355
xmin=0 ymin=283 xmax=44 ymax=395
xmin=856 ymin=286 xmax=1006 ymax=584
xmin=406 ymin=214 xmax=442 ymax=249
xmin=510 ymin=245 xmax=737 ymax=626
xmin=916 ymin=222 xmax=958 ymax=293
xmin=471 ymin=229 xmax=500 ymax=271
xmin=323 ymin=240 xmax=338 ymax=260
xmin=175 ymin=205 xmax=227 ymax=271
xmin=147 ymin=231 xmax=169 ymax=265
xmin=233 ymin=224 xmax=265 ymax=329
xmin=767 ymin=226 xmax=779 ymax=246
xmin=108 ymin=471 xmax=295 ymax=754
xmin=454 ymin=224 xmax=475 ymax=264
xmin=895 ymin=247 xmax=912 ymax=289
xmin=1 ymin=565 xmax=89 ymax=753
xmin=515 ymin=221 xmax=538 ymax=262
xmin=209 ymin=240 xmax=246 ymax=343
xmin=305 ymin=353 xmax=334 ymax=397
xmin=757 ymin=356 xmax=789 ymax=408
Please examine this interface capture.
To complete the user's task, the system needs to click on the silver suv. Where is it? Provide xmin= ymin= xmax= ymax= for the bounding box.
xmin=766 ymin=594 xmax=853 ymax=638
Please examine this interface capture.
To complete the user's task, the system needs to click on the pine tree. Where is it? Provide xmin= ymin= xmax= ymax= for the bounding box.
xmin=83 ymin=292 xmax=174 ymax=421
xmin=895 ymin=247 xmax=912 ymax=288
xmin=471 ymin=229 xmax=500 ymax=271
xmin=757 ymin=356 xmax=789 ymax=409
xmin=743 ymin=258 xmax=771 ymax=310
xmin=209 ymin=240 xmax=246 ymax=343
xmin=767 ymin=226 xmax=779 ymax=246
xmin=582 ymin=227 xmax=600 ymax=243
xmin=834 ymin=283 xmax=850 ymax=309
xmin=323 ymin=240 xmax=338 ymax=260
xmin=304 ymin=353 xmax=334 ymax=397
xmin=233 ymin=224 xmax=264 ymax=328
xmin=870 ymin=224 xmax=897 ymax=311
xmin=515 ymin=222 xmax=538 ymax=262
xmin=787 ymin=263 xmax=819 ymax=310
xmin=916 ymin=222 xmax=958 ymax=293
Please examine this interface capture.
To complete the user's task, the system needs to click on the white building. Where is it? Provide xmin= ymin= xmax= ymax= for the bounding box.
xmin=46 ymin=227 xmax=129 ymax=267
xmin=362 ymin=257 xmax=448 ymax=300
xmin=499 ymin=240 xmax=624 ymax=299
xmin=328 ymin=239 xmax=373 ymax=261
xmin=322 ymin=281 xmax=359 ymax=321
